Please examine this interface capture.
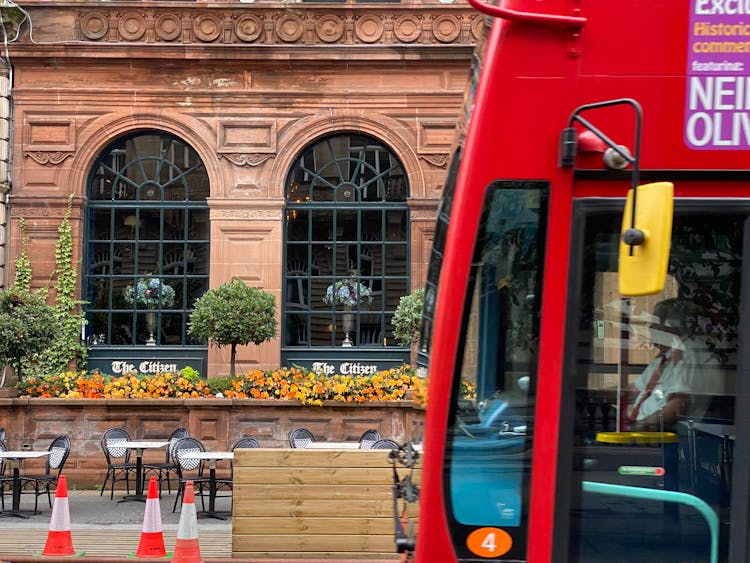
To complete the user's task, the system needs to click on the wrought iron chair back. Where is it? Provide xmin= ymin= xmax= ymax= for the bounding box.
xmin=99 ymin=427 xmax=137 ymax=500
xmin=289 ymin=428 xmax=315 ymax=448
xmin=20 ymin=434 xmax=71 ymax=513
xmin=371 ymin=438 xmax=400 ymax=450
xmin=359 ymin=429 xmax=382 ymax=449
xmin=171 ymin=437 xmax=208 ymax=513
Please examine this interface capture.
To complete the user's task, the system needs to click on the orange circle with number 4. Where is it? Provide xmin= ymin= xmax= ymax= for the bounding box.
xmin=466 ymin=527 xmax=513 ymax=558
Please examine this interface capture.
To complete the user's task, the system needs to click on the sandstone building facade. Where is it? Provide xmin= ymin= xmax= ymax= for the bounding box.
xmin=3 ymin=0 xmax=478 ymax=377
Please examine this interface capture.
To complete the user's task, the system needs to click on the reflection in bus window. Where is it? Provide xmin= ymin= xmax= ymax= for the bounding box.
xmin=568 ymin=208 xmax=739 ymax=563
xmin=447 ymin=182 xmax=548 ymax=554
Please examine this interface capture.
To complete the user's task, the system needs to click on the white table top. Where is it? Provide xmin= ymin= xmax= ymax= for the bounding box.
xmin=304 ymin=442 xmax=361 ymax=449
xmin=180 ymin=451 xmax=234 ymax=461
xmin=0 ymin=451 xmax=52 ymax=459
xmin=110 ymin=441 xmax=170 ymax=449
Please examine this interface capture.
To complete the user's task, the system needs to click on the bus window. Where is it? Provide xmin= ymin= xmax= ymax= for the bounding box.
xmin=446 ymin=181 xmax=548 ymax=560
xmin=567 ymin=204 xmax=739 ymax=563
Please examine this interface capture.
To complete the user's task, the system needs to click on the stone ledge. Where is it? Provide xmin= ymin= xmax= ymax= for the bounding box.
xmin=0 ymin=397 xmax=416 ymax=407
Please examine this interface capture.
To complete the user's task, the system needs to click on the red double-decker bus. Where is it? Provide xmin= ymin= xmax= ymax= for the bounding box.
xmin=405 ymin=1 xmax=748 ymax=561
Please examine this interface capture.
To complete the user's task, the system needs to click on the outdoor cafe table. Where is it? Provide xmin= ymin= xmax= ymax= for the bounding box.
xmin=304 ymin=442 xmax=361 ymax=449
xmin=179 ymin=451 xmax=233 ymax=520
xmin=111 ymin=440 xmax=169 ymax=502
xmin=0 ymin=450 xmax=51 ymax=518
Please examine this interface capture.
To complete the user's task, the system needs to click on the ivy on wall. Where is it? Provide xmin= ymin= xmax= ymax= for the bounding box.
xmin=15 ymin=195 xmax=88 ymax=376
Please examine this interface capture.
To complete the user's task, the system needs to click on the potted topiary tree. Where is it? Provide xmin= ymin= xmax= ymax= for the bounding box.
xmin=0 ymin=287 xmax=58 ymax=392
xmin=188 ymin=278 xmax=278 ymax=378
xmin=393 ymin=288 xmax=425 ymax=348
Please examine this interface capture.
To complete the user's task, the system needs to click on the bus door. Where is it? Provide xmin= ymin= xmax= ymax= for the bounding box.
xmin=562 ymin=197 xmax=748 ymax=563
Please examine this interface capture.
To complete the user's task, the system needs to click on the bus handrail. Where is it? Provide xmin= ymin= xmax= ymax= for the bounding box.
xmin=582 ymin=481 xmax=719 ymax=563
xmin=465 ymin=0 xmax=586 ymax=29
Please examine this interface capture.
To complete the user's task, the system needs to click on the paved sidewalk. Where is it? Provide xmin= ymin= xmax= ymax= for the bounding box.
xmin=0 ymin=488 xmax=401 ymax=562
xmin=0 ymin=488 xmax=232 ymax=558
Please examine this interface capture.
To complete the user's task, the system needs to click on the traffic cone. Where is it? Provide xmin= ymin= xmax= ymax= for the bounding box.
xmin=172 ymin=480 xmax=203 ymax=563
xmin=132 ymin=476 xmax=169 ymax=558
xmin=41 ymin=474 xmax=85 ymax=557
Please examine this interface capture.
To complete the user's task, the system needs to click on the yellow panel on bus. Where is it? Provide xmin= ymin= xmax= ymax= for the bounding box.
xmin=618 ymin=182 xmax=674 ymax=297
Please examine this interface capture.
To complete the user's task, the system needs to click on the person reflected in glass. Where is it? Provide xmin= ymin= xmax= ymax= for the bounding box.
xmin=626 ymin=298 xmax=696 ymax=432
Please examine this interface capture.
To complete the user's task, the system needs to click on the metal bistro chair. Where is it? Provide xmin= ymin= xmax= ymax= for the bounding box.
xmin=358 ymin=429 xmax=382 ymax=449
xmin=0 ymin=439 xmax=13 ymax=510
xmin=144 ymin=427 xmax=189 ymax=495
xmin=289 ymin=428 xmax=315 ymax=449
xmin=371 ymin=438 xmax=400 ymax=450
xmin=20 ymin=435 xmax=71 ymax=514
xmin=213 ymin=436 xmax=261 ymax=506
xmin=100 ymin=427 xmax=138 ymax=500
xmin=172 ymin=437 xmax=209 ymax=513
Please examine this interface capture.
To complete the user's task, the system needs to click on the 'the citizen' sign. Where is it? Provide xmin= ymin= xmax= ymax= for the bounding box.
xmin=110 ymin=360 xmax=179 ymax=374
xmin=311 ymin=361 xmax=379 ymax=375
xmin=87 ymin=350 xmax=206 ymax=377
xmin=285 ymin=352 xmax=410 ymax=375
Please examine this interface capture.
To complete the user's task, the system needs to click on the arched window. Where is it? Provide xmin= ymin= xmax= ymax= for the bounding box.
xmin=83 ymin=130 xmax=210 ymax=347
xmin=283 ymin=133 xmax=409 ymax=354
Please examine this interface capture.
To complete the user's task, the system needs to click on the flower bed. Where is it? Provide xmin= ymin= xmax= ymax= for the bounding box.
xmin=17 ymin=364 xmax=416 ymax=403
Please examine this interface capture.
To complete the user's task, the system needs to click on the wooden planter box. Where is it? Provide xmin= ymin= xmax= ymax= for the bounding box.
xmin=233 ymin=448 xmax=420 ymax=560
xmin=0 ymin=397 xmax=424 ymax=488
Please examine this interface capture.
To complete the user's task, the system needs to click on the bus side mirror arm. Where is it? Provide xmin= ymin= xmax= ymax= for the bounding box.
xmin=560 ymin=98 xmax=644 ymax=254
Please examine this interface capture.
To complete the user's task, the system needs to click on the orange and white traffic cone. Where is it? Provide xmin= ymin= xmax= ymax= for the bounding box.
xmin=41 ymin=474 xmax=84 ymax=557
xmin=172 ymin=480 xmax=203 ymax=563
xmin=133 ymin=476 xmax=169 ymax=558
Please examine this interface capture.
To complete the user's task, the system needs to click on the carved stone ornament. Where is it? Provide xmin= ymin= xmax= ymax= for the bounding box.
xmin=75 ymin=8 xmax=482 ymax=47
xmin=221 ymin=153 xmax=275 ymax=167
xmin=25 ymin=151 xmax=75 ymax=166
xmin=419 ymin=153 xmax=450 ymax=168
xmin=212 ymin=208 xmax=283 ymax=220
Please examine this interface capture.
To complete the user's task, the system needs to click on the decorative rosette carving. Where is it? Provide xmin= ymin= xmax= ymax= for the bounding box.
xmin=394 ymin=15 xmax=422 ymax=43
xmin=276 ymin=14 xmax=304 ymax=43
xmin=432 ymin=15 xmax=460 ymax=43
xmin=118 ymin=12 xmax=146 ymax=41
xmin=194 ymin=14 xmax=223 ymax=42
xmin=355 ymin=15 xmax=384 ymax=43
xmin=80 ymin=12 xmax=109 ymax=40
xmin=235 ymin=15 xmax=263 ymax=43
xmin=316 ymin=15 xmax=344 ymax=44
xmin=155 ymin=13 xmax=182 ymax=42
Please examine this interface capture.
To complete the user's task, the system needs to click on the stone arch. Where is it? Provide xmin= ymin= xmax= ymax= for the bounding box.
xmin=67 ymin=112 xmax=223 ymax=198
xmin=270 ymin=111 xmax=425 ymax=199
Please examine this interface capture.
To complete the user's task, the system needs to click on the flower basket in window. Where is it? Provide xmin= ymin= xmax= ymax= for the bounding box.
xmin=124 ymin=278 xmax=175 ymax=346
xmin=323 ymin=279 xmax=373 ymax=309
xmin=324 ymin=279 xmax=372 ymax=347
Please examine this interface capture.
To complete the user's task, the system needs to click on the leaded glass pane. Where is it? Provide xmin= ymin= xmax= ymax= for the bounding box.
xmin=84 ymin=130 xmax=210 ymax=347
xmin=283 ymin=133 xmax=409 ymax=351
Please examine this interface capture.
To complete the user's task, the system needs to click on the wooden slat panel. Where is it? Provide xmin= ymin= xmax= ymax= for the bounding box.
xmin=233 ymin=534 xmax=398 ymax=552
xmin=232 ymin=448 xmax=420 ymax=558
xmin=234 ymin=483 xmax=393 ymax=500
xmin=233 ymin=516 xmax=394 ymax=534
xmin=234 ymin=499 xmax=391 ymax=518
xmin=234 ymin=466 xmax=395 ymax=485
xmin=234 ymin=448 xmax=398 ymax=468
